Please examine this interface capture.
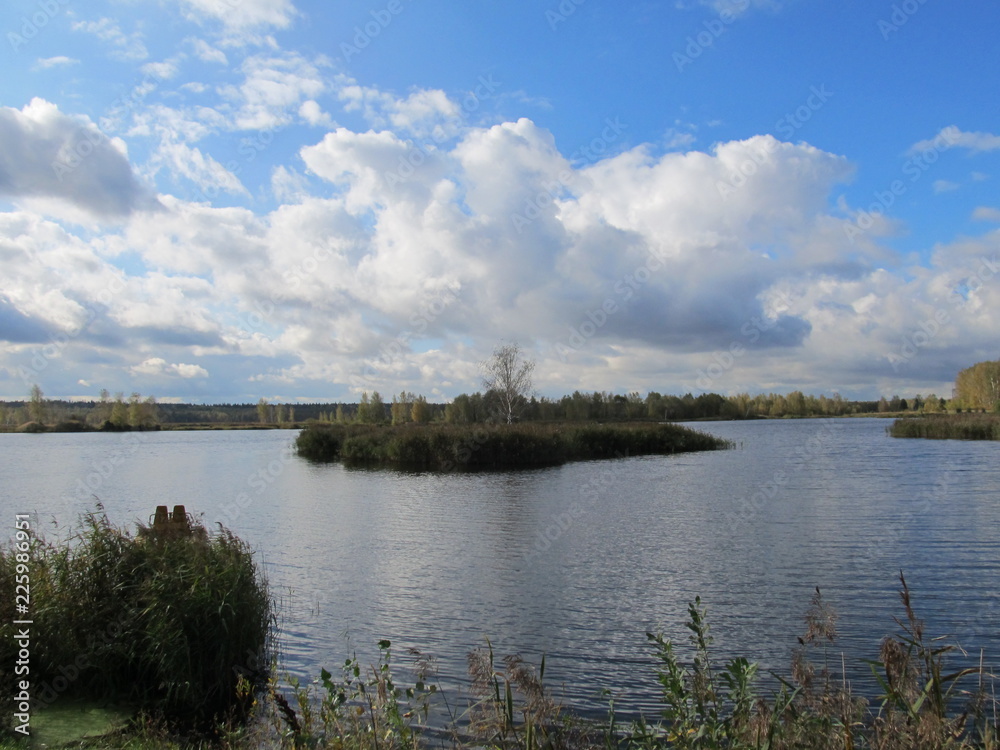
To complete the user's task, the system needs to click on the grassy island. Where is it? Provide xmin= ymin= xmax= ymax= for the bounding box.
xmin=295 ymin=421 xmax=730 ymax=469
xmin=889 ymin=413 xmax=1000 ymax=440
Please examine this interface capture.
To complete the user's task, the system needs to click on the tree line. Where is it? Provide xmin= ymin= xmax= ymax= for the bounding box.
xmin=7 ymin=356 xmax=996 ymax=431
xmin=0 ymin=386 xmax=967 ymax=431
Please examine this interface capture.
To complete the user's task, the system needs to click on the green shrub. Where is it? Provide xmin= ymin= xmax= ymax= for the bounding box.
xmin=295 ymin=422 xmax=347 ymax=460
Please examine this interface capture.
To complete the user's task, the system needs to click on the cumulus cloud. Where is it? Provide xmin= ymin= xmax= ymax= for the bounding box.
xmin=0 ymin=99 xmax=160 ymax=219
xmin=2 ymin=101 xmax=994 ymax=401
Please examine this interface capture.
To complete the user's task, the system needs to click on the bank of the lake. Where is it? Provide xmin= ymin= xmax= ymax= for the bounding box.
xmin=890 ymin=413 xmax=1000 ymax=440
xmin=294 ymin=420 xmax=730 ymax=469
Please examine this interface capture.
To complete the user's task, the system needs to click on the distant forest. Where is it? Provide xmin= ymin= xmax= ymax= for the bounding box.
xmin=0 ymin=388 xmax=958 ymax=430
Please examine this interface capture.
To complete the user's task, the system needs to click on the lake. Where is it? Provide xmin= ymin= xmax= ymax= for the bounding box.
xmin=2 ymin=418 xmax=998 ymax=721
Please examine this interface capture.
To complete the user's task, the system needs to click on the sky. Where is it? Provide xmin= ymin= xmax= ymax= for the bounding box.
xmin=0 ymin=0 xmax=998 ymax=404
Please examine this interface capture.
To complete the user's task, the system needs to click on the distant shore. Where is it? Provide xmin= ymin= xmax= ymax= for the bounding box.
xmin=2 ymin=411 xmax=969 ymax=434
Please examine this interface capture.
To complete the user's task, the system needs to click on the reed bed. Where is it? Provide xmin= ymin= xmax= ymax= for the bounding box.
xmin=295 ymin=421 xmax=730 ymax=469
xmin=889 ymin=414 xmax=1000 ymax=440
xmin=0 ymin=508 xmax=275 ymax=737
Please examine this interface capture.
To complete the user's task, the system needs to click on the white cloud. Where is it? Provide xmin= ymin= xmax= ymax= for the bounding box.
xmin=219 ymin=52 xmax=329 ymax=130
xmin=298 ymin=100 xmax=335 ymax=128
xmin=271 ymin=166 xmax=309 ymax=203
xmin=33 ymin=56 xmax=79 ymax=70
xmin=0 ymin=99 xmax=160 ymax=219
xmin=71 ymin=18 xmax=148 ymax=61
xmin=189 ymin=38 xmax=228 ymax=65
xmin=3 ymin=102 xmax=995 ymax=401
xmin=130 ymin=358 xmax=209 ymax=378
xmin=147 ymin=139 xmax=249 ymax=197
xmin=972 ymin=206 xmax=1000 ymax=223
xmin=933 ymin=179 xmax=959 ymax=193
xmin=174 ymin=0 xmax=297 ymax=32
xmin=141 ymin=59 xmax=182 ymax=80
xmin=683 ymin=0 xmax=787 ymax=17
xmin=337 ymin=82 xmax=463 ymax=139
xmin=912 ymin=126 xmax=1000 ymax=154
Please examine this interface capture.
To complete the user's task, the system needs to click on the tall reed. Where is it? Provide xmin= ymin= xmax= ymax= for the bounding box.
xmin=889 ymin=414 xmax=1000 ymax=440
xmin=0 ymin=507 xmax=275 ymax=734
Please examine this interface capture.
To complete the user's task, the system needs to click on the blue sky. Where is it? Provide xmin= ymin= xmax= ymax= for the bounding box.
xmin=0 ymin=0 xmax=998 ymax=404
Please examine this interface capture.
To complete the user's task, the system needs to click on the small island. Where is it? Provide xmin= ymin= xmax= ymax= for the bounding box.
xmin=295 ymin=420 xmax=730 ymax=469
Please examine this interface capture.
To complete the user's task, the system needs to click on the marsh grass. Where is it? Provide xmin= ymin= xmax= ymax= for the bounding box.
xmin=889 ymin=414 xmax=1000 ymax=440
xmin=0 ymin=507 xmax=275 ymax=738
xmin=296 ymin=422 xmax=729 ymax=469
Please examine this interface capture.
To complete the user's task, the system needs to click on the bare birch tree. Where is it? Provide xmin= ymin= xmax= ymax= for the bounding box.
xmin=480 ymin=342 xmax=535 ymax=424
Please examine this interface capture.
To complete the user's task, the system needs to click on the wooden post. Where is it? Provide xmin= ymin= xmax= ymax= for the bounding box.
xmin=171 ymin=505 xmax=189 ymax=532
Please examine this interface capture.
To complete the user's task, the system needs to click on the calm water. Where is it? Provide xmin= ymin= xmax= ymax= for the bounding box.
xmin=2 ymin=419 xmax=998 ymax=719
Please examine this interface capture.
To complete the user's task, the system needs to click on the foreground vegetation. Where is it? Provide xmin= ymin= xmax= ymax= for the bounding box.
xmin=295 ymin=421 xmax=729 ymax=469
xmin=0 ymin=509 xmax=274 ymax=740
xmin=890 ymin=414 xmax=1000 ymax=440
